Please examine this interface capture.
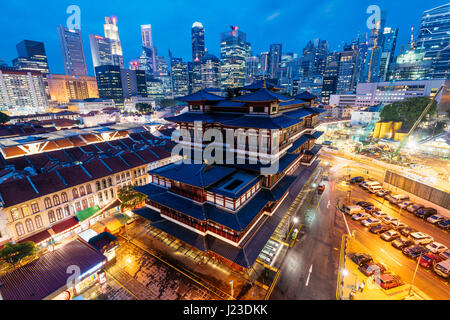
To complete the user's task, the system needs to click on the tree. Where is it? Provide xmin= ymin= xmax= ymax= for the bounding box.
xmin=136 ymin=103 xmax=153 ymax=113
xmin=380 ymin=97 xmax=437 ymax=130
xmin=118 ymin=185 xmax=148 ymax=211
xmin=225 ymin=87 xmax=242 ymax=98
xmin=0 ymin=242 xmax=37 ymax=269
xmin=159 ymin=99 xmax=177 ymax=109
xmin=0 ymin=112 xmax=10 ymax=124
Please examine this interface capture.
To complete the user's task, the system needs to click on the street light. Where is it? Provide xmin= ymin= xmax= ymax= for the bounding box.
xmin=409 ymin=252 xmax=424 ymax=296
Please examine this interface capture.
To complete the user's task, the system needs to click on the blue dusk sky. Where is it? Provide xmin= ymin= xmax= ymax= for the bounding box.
xmin=0 ymin=0 xmax=445 ymax=76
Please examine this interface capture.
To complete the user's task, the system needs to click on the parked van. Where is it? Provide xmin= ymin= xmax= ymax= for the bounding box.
xmin=364 ymin=181 xmax=380 ymax=191
xmin=343 ymin=205 xmax=364 ymax=215
xmin=368 ymin=185 xmax=383 ymax=193
xmin=390 ymin=194 xmax=410 ymax=205
xmin=433 ymin=259 xmax=450 ymax=279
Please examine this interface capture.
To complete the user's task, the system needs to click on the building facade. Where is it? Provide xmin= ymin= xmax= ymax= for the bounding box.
xmin=48 ymin=74 xmax=99 ymax=104
xmin=57 ymin=25 xmax=88 ymax=77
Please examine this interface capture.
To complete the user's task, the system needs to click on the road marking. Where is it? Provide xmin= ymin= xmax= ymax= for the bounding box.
xmin=327 ymin=200 xmax=331 ymax=208
xmin=305 ymin=264 xmax=313 ymax=287
xmin=379 ymin=248 xmax=403 ymax=266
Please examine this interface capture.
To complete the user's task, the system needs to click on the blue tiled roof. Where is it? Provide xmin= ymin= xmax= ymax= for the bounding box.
xmin=304 ymin=131 xmax=324 ymax=139
xmin=148 ymin=191 xmax=206 ymax=221
xmin=287 ymin=134 xmax=310 ymax=153
xmin=267 ymin=175 xmax=297 ymax=201
xmin=311 ymin=107 xmax=326 ymax=113
xmin=232 ymin=88 xmax=293 ymax=103
xmin=165 ymin=112 xmax=241 ymax=124
xmin=283 ymin=108 xmax=315 ymax=118
xmin=207 ymin=172 xmax=260 ymax=199
xmin=304 ymin=144 xmax=322 ymax=156
xmin=150 ymin=163 xmax=236 ymax=188
xmin=175 ymin=89 xmax=225 ymax=102
xmin=222 ymin=114 xmax=302 ymax=129
xmin=294 ymin=91 xmax=318 ymax=101
xmin=213 ymin=100 xmax=247 ymax=108
xmin=151 ymin=219 xmax=207 ymax=251
xmin=134 ymin=183 xmax=166 ymax=196
xmin=279 ymin=99 xmax=309 ymax=107
xmin=227 ymin=153 xmax=301 ymax=175
xmin=133 ymin=207 xmax=163 ymax=222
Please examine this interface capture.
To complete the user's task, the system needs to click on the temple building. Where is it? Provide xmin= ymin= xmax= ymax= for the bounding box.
xmin=134 ymin=81 xmax=324 ymax=270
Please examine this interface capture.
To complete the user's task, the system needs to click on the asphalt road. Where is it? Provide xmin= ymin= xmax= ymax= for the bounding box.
xmin=270 ymin=166 xmax=344 ymax=300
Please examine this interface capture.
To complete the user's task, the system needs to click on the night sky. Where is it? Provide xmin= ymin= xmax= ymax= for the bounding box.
xmin=0 ymin=0 xmax=445 ymax=76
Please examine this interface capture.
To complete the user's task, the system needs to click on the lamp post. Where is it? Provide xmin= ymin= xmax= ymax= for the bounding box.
xmin=286 ymin=216 xmax=299 ymax=240
xmin=230 ymin=280 xmax=234 ymax=299
xmin=408 ymin=252 xmax=424 ymax=297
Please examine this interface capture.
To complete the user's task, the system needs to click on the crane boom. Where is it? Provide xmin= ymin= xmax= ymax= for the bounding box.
xmin=392 ymin=85 xmax=445 ymax=158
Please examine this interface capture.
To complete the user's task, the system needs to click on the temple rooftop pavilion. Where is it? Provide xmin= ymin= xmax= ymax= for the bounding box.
xmin=134 ymin=82 xmax=325 ymax=270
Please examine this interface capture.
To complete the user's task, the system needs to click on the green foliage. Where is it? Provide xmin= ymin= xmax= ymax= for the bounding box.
xmin=225 ymin=87 xmax=241 ymax=98
xmin=0 ymin=112 xmax=10 ymax=124
xmin=380 ymin=97 xmax=437 ymax=130
xmin=118 ymin=185 xmax=148 ymax=211
xmin=0 ymin=242 xmax=37 ymax=268
xmin=159 ymin=99 xmax=177 ymax=109
xmin=136 ymin=103 xmax=153 ymax=113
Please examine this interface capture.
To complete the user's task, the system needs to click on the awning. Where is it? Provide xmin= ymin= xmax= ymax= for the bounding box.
xmin=75 ymin=205 xmax=101 ymax=222
xmin=51 ymin=217 xmax=79 ymax=234
xmin=113 ymin=213 xmax=130 ymax=225
xmin=19 ymin=229 xmax=52 ymax=245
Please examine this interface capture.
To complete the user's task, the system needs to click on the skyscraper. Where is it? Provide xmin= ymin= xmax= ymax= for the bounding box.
xmin=140 ymin=24 xmax=157 ymax=77
xmin=336 ymin=45 xmax=359 ymax=93
xmin=121 ymin=69 xmax=148 ymax=98
xmin=104 ymin=17 xmax=124 ymax=69
xmin=245 ymin=56 xmax=261 ymax=84
xmin=188 ymin=61 xmax=202 ymax=93
xmin=268 ymin=43 xmax=282 ymax=80
xmin=13 ymin=40 xmax=50 ymax=74
xmin=379 ymin=27 xmax=398 ymax=81
xmin=192 ymin=22 xmax=206 ymax=62
xmin=95 ymin=65 xmax=124 ymax=103
xmin=416 ymin=3 xmax=450 ymax=79
xmin=220 ymin=26 xmax=249 ymax=89
xmin=322 ymin=52 xmax=341 ymax=104
xmin=57 ymin=25 xmax=88 ymax=76
xmin=141 ymin=24 xmax=153 ymax=48
xmin=89 ymin=35 xmax=112 ymax=70
xmin=201 ymin=54 xmax=220 ymax=89
xmin=260 ymin=52 xmax=269 ymax=76
xmin=170 ymin=57 xmax=189 ymax=98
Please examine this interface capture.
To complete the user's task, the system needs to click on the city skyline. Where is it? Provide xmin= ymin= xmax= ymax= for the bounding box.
xmin=0 ymin=0 xmax=443 ymax=76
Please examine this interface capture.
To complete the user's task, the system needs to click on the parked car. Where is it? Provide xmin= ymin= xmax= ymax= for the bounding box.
xmin=433 ymin=259 xmax=450 ymax=279
xmin=392 ymin=237 xmax=414 ymax=250
xmin=371 ymin=211 xmax=388 ymax=219
xmin=358 ymin=263 xmax=386 ymax=276
xmin=350 ymin=176 xmax=364 ymax=184
xmin=403 ymin=245 xmax=429 ymax=259
xmin=356 ymin=201 xmax=374 ymax=208
xmin=358 ymin=182 xmax=367 ymax=188
xmin=389 ymin=194 xmax=410 ymax=205
xmin=370 ymin=224 xmax=392 ymax=234
xmin=381 ymin=230 xmax=401 ymax=241
xmin=391 ymin=221 xmax=408 ymax=230
xmin=400 ymin=227 xmax=416 ymax=237
xmin=376 ymin=274 xmax=402 ymax=290
xmin=406 ymin=204 xmax=424 ymax=213
xmin=375 ymin=189 xmax=390 ymax=197
xmin=439 ymin=250 xmax=450 ymax=261
xmin=317 ymin=184 xmax=325 ymax=194
xmin=384 ymin=194 xmax=396 ymax=202
xmin=419 ymin=253 xmax=442 ymax=268
xmin=343 ymin=205 xmax=364 ymax=215
xmin=427 ymin=214 xmax=445 ymax=224
xmin=398 ymin=201 xmax=413 ymax=209
xmin=364 ymin=206 xmax=380 ymax=213
xmin=352 ymin=212 xmax=370 ymax=221
xmin=409 ymin=232 xmax=434 ymax=245
xmin=426 ymin=242 xmax=448 ymax=254
xmin=415 ymin=207 xmax=438 ymax=220
xmin=436 ymin=219 xmax=450 ymax=231
xmin=381 ymin=216 xmax=400 ymax=225
xmin=349 ymin=253 xmax=373 ymax=266
xmin=361 ymin=218 xmax=381 ymax=227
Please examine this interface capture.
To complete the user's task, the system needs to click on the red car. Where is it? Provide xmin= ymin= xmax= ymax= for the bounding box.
xmin=376 ymin=274 xmax=402 ymax=290
xmin=317 ymin=185 xmax=325 ymax=194
xmin=419 ymin=253 xmax=442 ymax=268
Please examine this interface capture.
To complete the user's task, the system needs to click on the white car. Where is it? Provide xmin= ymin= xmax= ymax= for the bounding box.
xmin=398 ymin=201 xmax=413 ymax=209
xmin=381 ymin=216 xmax=399 ymax=225
xmin=426 ymin=214 xmax=445 ymax=224
xmin=391 ymin=221 xmax=408 ymax=230
xmin=372 ymin=211 xmax=388 ymax=219
xmin=409 ymin=232 xmax=434 ymax=245
xmin=352 ymin=212 xmax=370 ymax=221
xmin=426 ymin=242 xmax=448 ymax=254
xmin=361 ymin=218 xmax=381 ymax=227
xmin=381 ymin=230 xmax=400 ymax=241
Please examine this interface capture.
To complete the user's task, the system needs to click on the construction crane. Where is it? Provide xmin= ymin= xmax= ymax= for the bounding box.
xmin=391 ymin=85 xmax=445 ymax=158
